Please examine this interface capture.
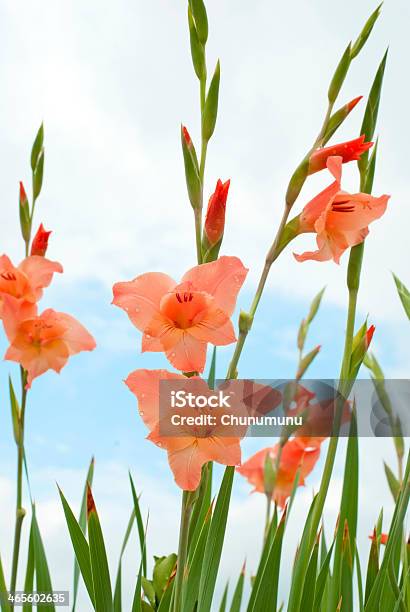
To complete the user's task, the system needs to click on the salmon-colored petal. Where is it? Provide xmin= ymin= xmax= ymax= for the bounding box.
xmin=125 ymin=369 xmax=187 ymax=431
xmin=181 ymin=256 xmax=248 ymax=316
xmin=112 ymin=272 xmax=176 ymax=331
xmin=299 ymin=156 xmax=342 ymax=231
xmin=5 ymin=338 xmax=70 ymax=388
xmin=165 ymin=333 xmax=207 ymax=373
xmin=167 ymin=442 xmax=209 ymax=490
xmin=188 ymin=309 xmax=236 ymax=345
xmin=199 ymin=436 xmax=241 ymax=467
xmin=1 ymin=295 xmax=38 ymax=342
xmin=326 ymin=194 xmax=389 ymax=232
xmin=47 ymin=311 xmax=96 ymax=355
xmin=18 ymin=256 xmax=63 ymax=298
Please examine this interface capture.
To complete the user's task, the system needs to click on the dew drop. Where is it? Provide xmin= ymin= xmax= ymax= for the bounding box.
xmin=139 ymin=410 xmax=144 ymax=416
xmin=171 ymin=352 xmax=176 ymax=358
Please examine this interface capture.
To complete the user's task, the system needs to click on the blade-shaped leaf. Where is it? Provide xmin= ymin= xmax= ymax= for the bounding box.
xmin=58 ymin=487 xmax=94 ymax=607
xmin=393 ymin=274 xmax=410 ymax=320
xmin=23 ymin=520 xmax=35 ymax=612
xmin=32 ymin=506 xmax=55 ymax=611
xmin=87 ymin=487 xmax=113 ymax=612
xmin=72 ymin=457 xmax=95 ymax=612
xmin=229 ymin=563 xmax=245 ymax=612
xmin=197 ymin=466 xmax=234 ymax=612
xmin=0 ymin=553 xmax=11 ymax=612
xmin=113 ymin=509 xmax=136 ymax=612
xmin=129 ymin=473 xmax=147 ymax=577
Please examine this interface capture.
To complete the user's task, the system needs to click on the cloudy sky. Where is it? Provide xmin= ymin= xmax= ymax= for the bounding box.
xmin=0 ymin=0 xmax=409 ymax=609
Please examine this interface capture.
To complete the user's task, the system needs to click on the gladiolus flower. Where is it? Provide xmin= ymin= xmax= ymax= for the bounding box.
xmin=204 ymin=179 xmax=230 ymax=247
xmin=112 ymin=256 xmax=248 ymax=373
xmin=125 ymin=369 xmax=243 ymax=490
xmin=0 ymin=255 xmax=63 ymax=318
xmin=31 ymin=224 xmax=52 ymax=256
xmin=237 ymin=439 xmax=321 ymax=508
xmin=294 ymin=156 xmax=390 ymax=263
xmin=369 ymin=532 xmax=388 ymax=545
xmin=2 ymin=296 xmax=96 ymax=388
xmin=308 ymin=135 xmax=372 ymax=175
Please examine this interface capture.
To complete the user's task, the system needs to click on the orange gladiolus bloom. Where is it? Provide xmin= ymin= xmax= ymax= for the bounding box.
xmin=294 ymin=156 xmax=390 ymax=263
xmin=113 ymin=256 xmax=248 ymax=373
xmin=0 ymin=254 xmax=62 ymax=317
xmin=126 ymin=369 xmax=243 ymax=490
xmin=237 ymin=439 xmax=321 ymax=508
xmin=308 ymin=135 xmax=372 ymax=174
xmin=2 ymin=296 xmax=96 ymax=388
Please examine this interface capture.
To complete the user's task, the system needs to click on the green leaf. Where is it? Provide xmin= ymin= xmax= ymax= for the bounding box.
xmin=8 ymin=376 xmax=21 ymax=445
xmin=247 ymin=507 xmax=286 ymax=611
xmin=73 ymin=457 xmax=95 ymax=612
xmin=351 ymin=3 xmax=383 ymax=59
xmin=384 ymin=462 xmax=401 ymax=502
xmin=23 ymin=521 xmax=35 ymax=612
xmin=131 ymin=518 xmax=148 ymax=612
xmin=362 ymin=138 xmax=378 ymax=194
xmin=58 ymin=488 xmax=95 ymax=607
xmin=218 ymin=583 xmax=229 ymax=612
xmin=183 ymin=504 xmax=212 ymax=611
xmin=32 ymin=506 xmax=55 ymax=611
xmin=153 ymin=554 xmax=177 ymax=602
xmin=355 ymin=544 xmax=365 ymax=612
xmin=328 ymin=43 xmax=352 ymax=104
xmin=296 ymin=345 xmax=321 ymax=379
xmin=202 ymin=61 xmax=220 ymax=142
xmin=313 ymin=539 xmax=335 ymax=609
xmin=141 ymin=578 xmax=156 ymax=608
xmin=393 ymin=274 xmax=410 ymax=320
xmin=197 ymin=466 xmax=234 ymax=612
xmin=329 ymin=410 xmax=359 ymax=609
xmin=229 ymin=563 xmax=245 ymax=612
xmin=300 ymin=535 xmax=319 ymax=610
xmin=129 ymin=473 xmax=147 ymax=577
xmin=113 ymin=509 xmax=136 ymax=612
xmin=87 ymin=487 xmax=113 ymax=612
xmin=181 ymin=125 xmax=202 ymax=210
xmin=0 ymin=552 xmax=11 ymax=612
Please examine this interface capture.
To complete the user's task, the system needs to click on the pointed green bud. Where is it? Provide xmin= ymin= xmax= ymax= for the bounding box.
xmin=351 ymin=3 xmax=383 ymax=60
xmin=286 ymin=158 xmax=309 ymax=207
xmin=264 ymin=452 xmax=276 ymax=498
xmin=31 ymin=122 xmax=44 ymax=172
xmin=32 ymin=148 xmax=44 ymax=201
xmin=322 ymin=96 xmax=363 ymax=145
xmin=328 ymin=43 xmax=352 ymax=104
xmin=202 ymin=60 xmax=220 ymax=142
xmin=190 ymin=0 xmax=208 ymax=45
xmin=19 ymin=181 xmax=31 ymax=243
xmin=181 ymin=125 xmax=202 ymax=209
xmin=188 ymin=6 xmax=206 ymax=81
xmin=296 ymin=345 xmax=321 ymax=380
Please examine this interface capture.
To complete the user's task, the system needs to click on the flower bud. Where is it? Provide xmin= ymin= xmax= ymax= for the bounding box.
xmin=181 ymin=125 xmax=202 ymax=210
xmin=239 ymin=310 xmax=253 ymax=334
xmin=309 ymin=136 xmax=372 ymax=175
xmin=202 ymin=60 xmax=220 ymax=142
xmin=349 ymin=322 xmax=375 ymax=379
xmin=190 ymin=0 xmax=208 ymax=45
xmin=188 ymin=6 xmax=206 ymax=81
xmin=19 ymin=181 xmax=31 ymax=243
xmin=322 ymin=96 xmax=362 ymax=145
xmin=31 ymin=223 xmax=52 ymax=256
xmin=328 ymin=43 xmax=352 ymax=104
xmin=203 ymin=178 xmax=229 ymax=252
xmin=296 ymin=345 xmax=321 ymax=380
xmin=351 ymin=3 xmax=382 ymax=60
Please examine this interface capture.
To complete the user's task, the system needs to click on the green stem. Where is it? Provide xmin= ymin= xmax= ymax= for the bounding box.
xmin=9 ymin=369 xmax=28 ymax=599
xmin=264 ymin=495 xmax=272 ymax=543
xmin=173 ymin=491 xmax=193 ymax=612
xmin=194 ymin=208 xmax=203 ymax=265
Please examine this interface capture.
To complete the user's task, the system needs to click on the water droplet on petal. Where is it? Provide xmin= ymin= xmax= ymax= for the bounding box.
xmin=139 ymin=410 xmax=144 ymax=416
